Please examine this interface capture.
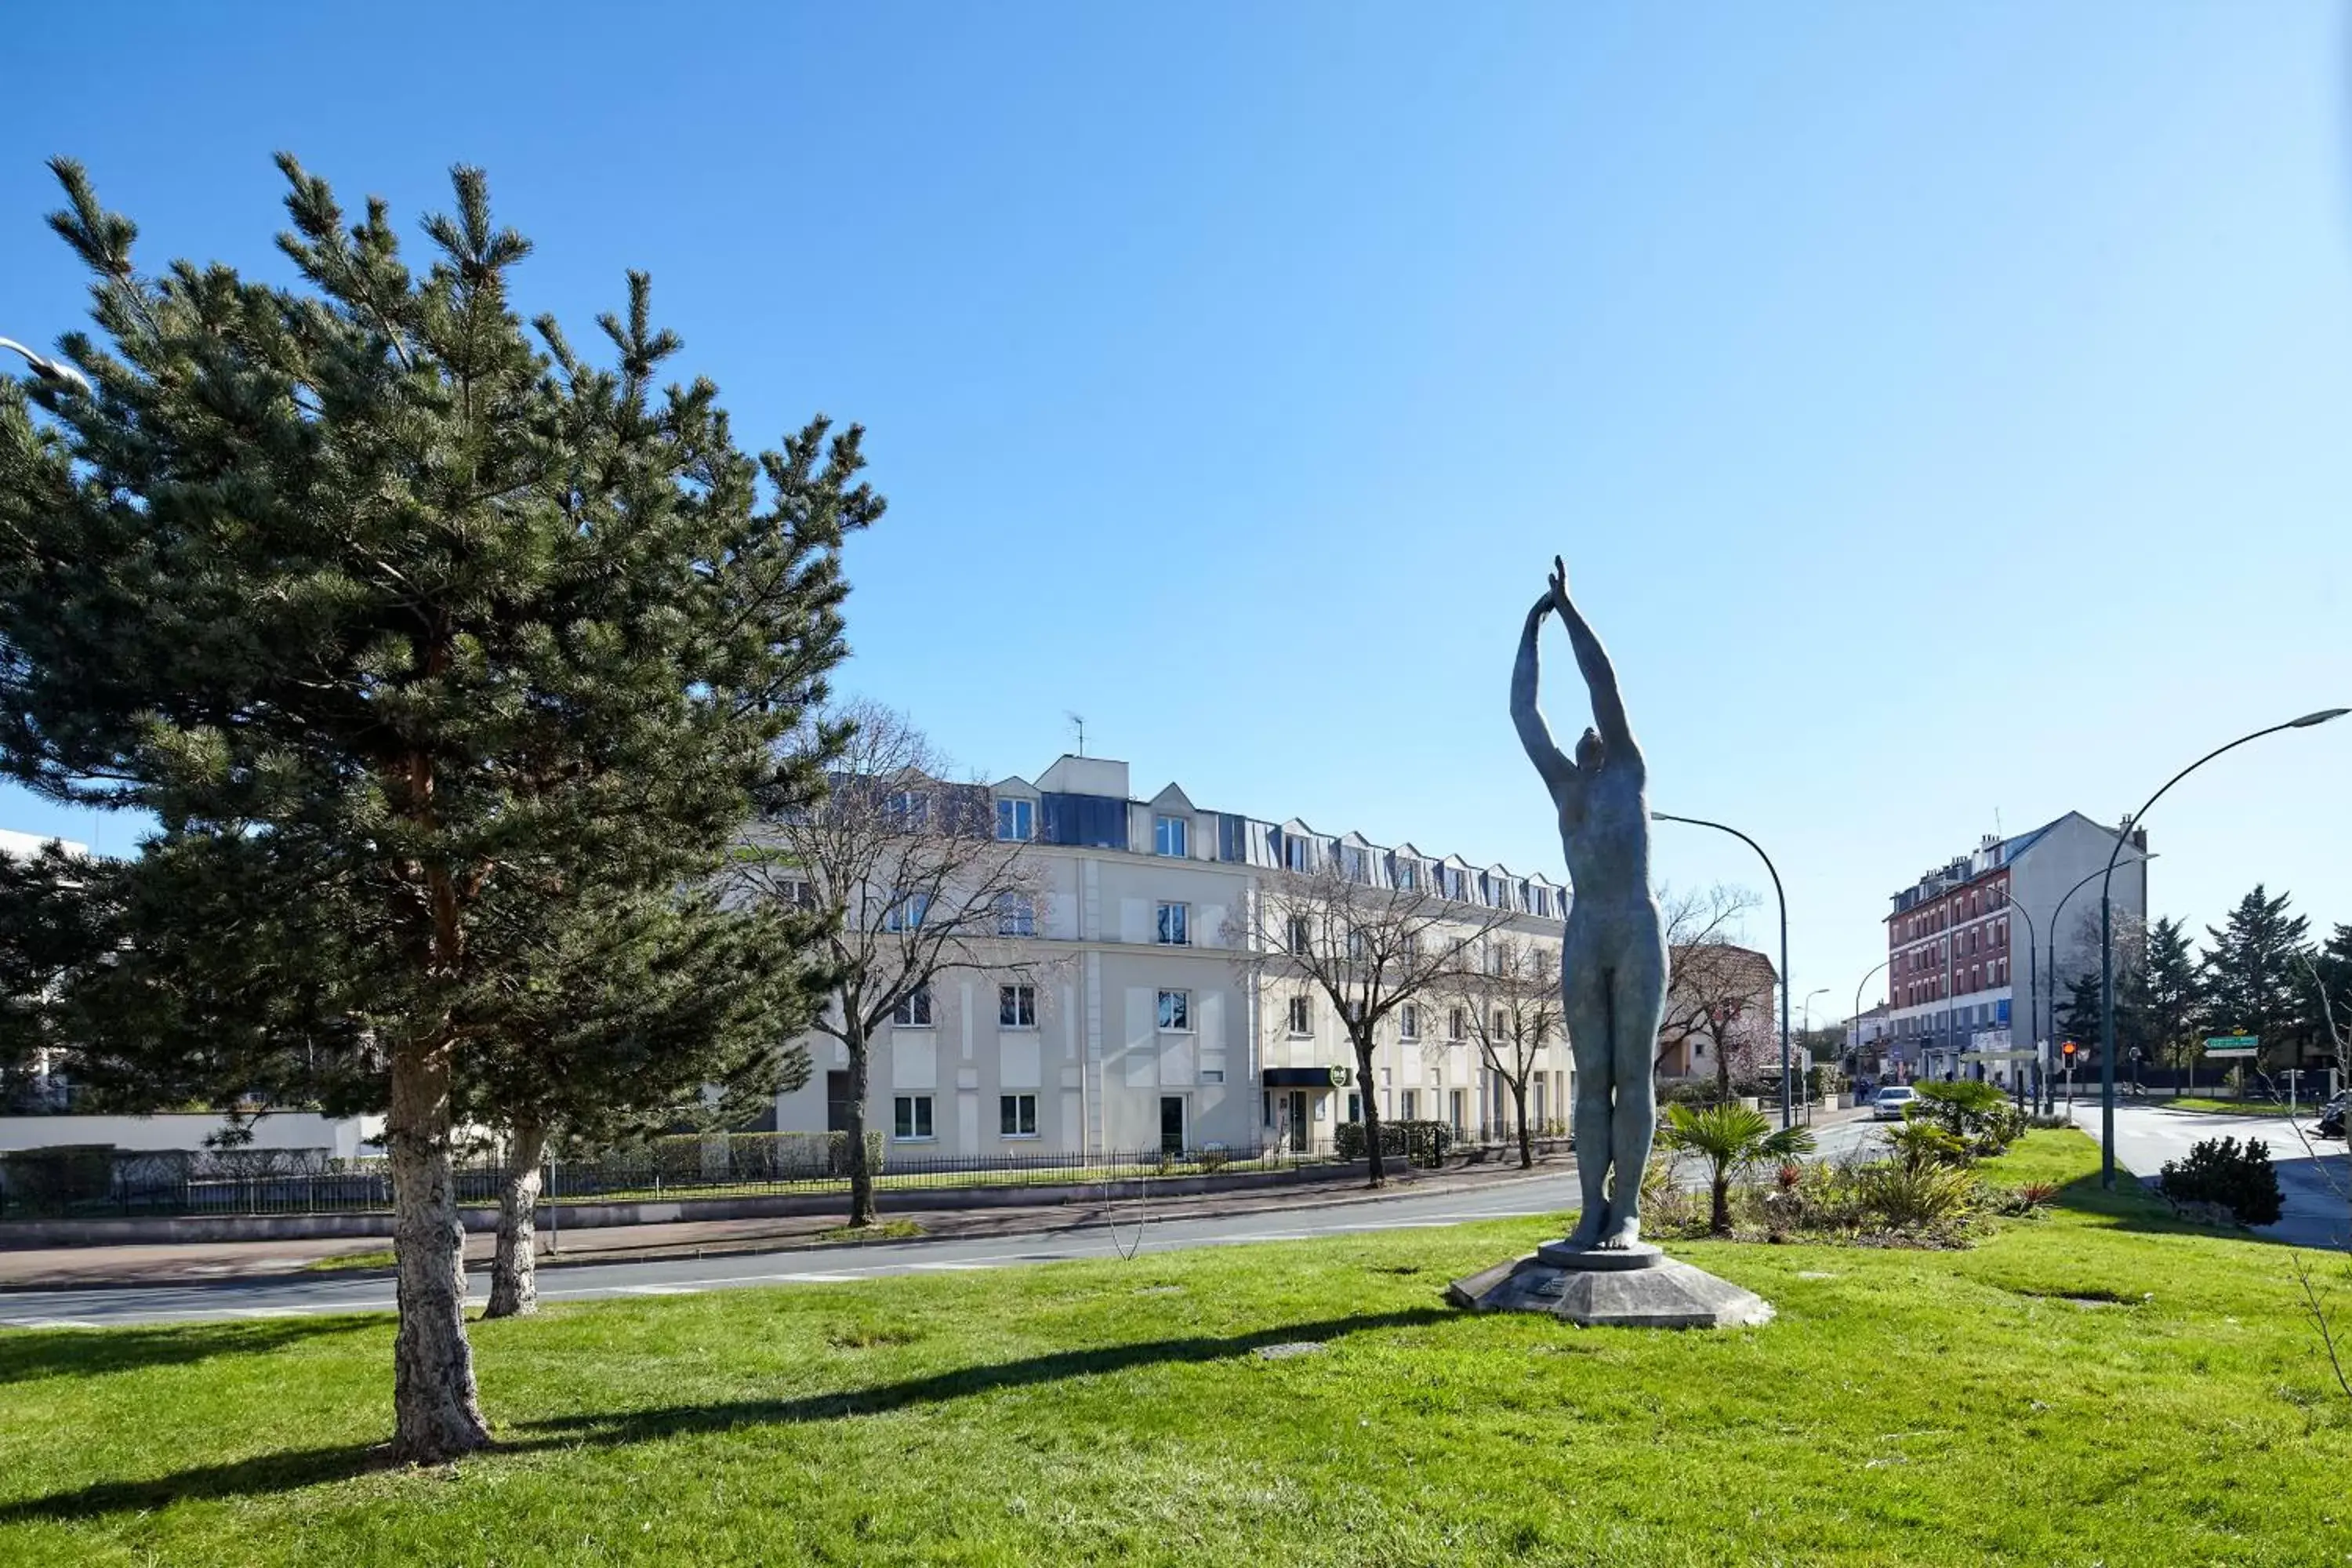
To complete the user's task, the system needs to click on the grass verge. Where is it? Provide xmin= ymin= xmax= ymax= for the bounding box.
xmin=1 ymin=1131 xmax=2346 ymax=1566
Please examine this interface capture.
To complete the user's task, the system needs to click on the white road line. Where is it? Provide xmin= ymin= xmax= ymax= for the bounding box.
xmin=908 ymin=1261 xmax=1000 ymax=1272
xmin=5 ymin=1318 xmax=100 ymax=1329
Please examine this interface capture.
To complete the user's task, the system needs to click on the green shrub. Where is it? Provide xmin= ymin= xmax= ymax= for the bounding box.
xmin=0 ymin=1144 xmax=117 ymax=1214
xmin=1857 ymin=1159 xmax=1983 ymax=1232
xmin=1886 ymin=1120 xmax=1967 ymax=1171
xmin=2158 ymin=1136 xmax=2281 ymax=1227
xmin=1908 ymin=1081 xmax=2025 ymax=1159
xmin=1332 ymin=1120 xmax=1453 ymax=1168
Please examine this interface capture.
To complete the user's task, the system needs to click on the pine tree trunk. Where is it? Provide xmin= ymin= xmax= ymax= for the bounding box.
xmin=1512 ymin=1079 xmax=1534 ymax=1170
xmin=1357 ymin=1036 xmax=1385 ymax=1189
xmin=846 ymin=1027 xmax=877 ymax=1227
xmin=484 ymin=1118 xmax=546 ymax=1320
xmin=387 ymin=1039 xmax=492 ymax=1462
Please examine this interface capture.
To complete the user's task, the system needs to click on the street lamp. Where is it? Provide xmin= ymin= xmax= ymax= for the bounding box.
xmin=1657 ymin=812 xmax=1792 ymax=1129
xmin=2044 ymin=861 xmax=2148 ymax=1114
xmin=1851 ymin=958 xmax=1890 ymax=1082
xmin=0 ymin=336 xmax=91 ymax=395
xmin=2097 ymin=709 xmax=2349 ymax=1188
xmin=1998 ymin=892 xmax=2037 ymax=1108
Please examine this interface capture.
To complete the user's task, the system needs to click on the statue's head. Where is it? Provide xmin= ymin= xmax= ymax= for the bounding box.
xmin=1575 ymin=727 xmax=1606 ymax=770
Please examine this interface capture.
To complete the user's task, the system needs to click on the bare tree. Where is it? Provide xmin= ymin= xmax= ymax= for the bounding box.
xmin=1653 ymin=885 xmax=1773 ymax=1098
xmin=1228 ymin=853 xmax=1519 ymax=1187
xmin=728 ymin=702 xmax=1043 ymax=1226
xmin=1441 ymin=935 xmax=1563 ymax=1169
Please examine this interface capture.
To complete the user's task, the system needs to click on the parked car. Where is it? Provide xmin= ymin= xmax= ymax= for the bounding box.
xmin=1871 ymin=1084 xmax=1919 ymax=1121
xmin=2314 ymin=1092 xmax=2348 ymax=1141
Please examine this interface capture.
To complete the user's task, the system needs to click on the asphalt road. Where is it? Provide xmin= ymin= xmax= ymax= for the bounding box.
xmin=2069 ymin=1098 xmax=2351 ymax=1249
xmin=0 ymin=1114 xmax=1890 ymax=1330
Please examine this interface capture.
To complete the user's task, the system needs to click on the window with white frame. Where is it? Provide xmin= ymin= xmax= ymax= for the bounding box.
xmin=1000 ymin=983 xmax=1036 ymax=1029
xmin=885 ymin=789 xmax=928 ymax=827
xmin=1448 ymin=1006 xmax=1466 ymax=1041
xmin=1156 ymin=901 xmax=1189 ymax=946
xmin=996 ymin=798 xmax=1033 ymax=842
xmin=1493 ymin=1008 xmax=1508 ymax=1038
xmin=1341 ymin=845 xmax=1366 ymax=882
xmin=1401 ymin=1089 xmax=1418 ymax=1120
xmin=1000 ymin=1094 xmax=1037 ymax=1138
xmin=1154 ymin=815 xmax=1189 ymax=858
xmin=1287 ymin=995 xmax=1312 ymax=1036
xmin=1156 ymin=989 xmax=1191 ymax=1032
xmin=1399 ymin=1003 xmax=1421 ymax=1042
xmin=1400 ymin=932 xmax=1419 ymax=966
xmin=1287 ymin=915 xmax=1311 ymax=954
xmin=893 ymin=1094 xmax=935 ymax=1139
xmin=884 ymin=891 xmax=928 ymax=931
xmin=1284 ymin=836 xmax=1312 ymax=872
xmin=996 ymin=893 xmax=1035 ymax=937
xmin=891 ymin=985 xmax=933 ymax=1027
xmin=1486 ymin=942 xmax=1505 ymax=976
xmin=1346 ymin=927 xmax=1365 ymax=961
xmin=1394 ymin=858 xmax=1417 ymax=891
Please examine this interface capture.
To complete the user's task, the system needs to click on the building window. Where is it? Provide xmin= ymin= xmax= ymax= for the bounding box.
xmin=1000 ymin=984 xmax=1036 ymax=1029
xmin=996 ymin=798 xmax=1033 ymax=841
xmin=1486 ymin=943 xmax=1504 ymax=976
xmin=996 ymin=894 xmax=1036 ymax=937
xmin=1346 ymin=1091 xmax=1362 ymax=1123
xmin=1287 ymin=915 xmax=1312 ymax=955
xmin=1201 ymin=1068 xmax=1224 ymax=1083
xmin=1288 ymin=996 xmax=1312 ymax=1036
xmin=1000 ymin=1094 xmax=1037 ymax=1138
xmin=1493 ymin=1008 xmax=1508 ymax=1037
xmin=1401 ymin=1089 xmax=1419 ymax=1120
xmin=893 ymin=1095 xmax=935 ymax=1140
xmin=1394 ymin=858 xmax=1417 ymax=891
xmin=884 ymin=891 xmax=928 ymax=932
xmin=1156 ymin=902 xmax=1189 ymax=946
xmin=1285 ymin=836 xmax=1312 ymax=872
xmin=885 ymin=790 xmax=928 ymax=828
xmin=1449 ymin=1007 xmax=1466 ymax=1041
xmin=1346 ymin=927 xmax=1366 ymax=961
xmin=1400 ymin=1004 xmax=1421 ymax=1042
xmin=1156 ymin=989 xmax=1191 ymax=1032
xmin=1341 ymin=845 xmax=1366 ymax=881
xmin=1154 ymin=815 xmax=1189 ymax=858
xmin=891 ymin=985 xmax=933 ymax=1027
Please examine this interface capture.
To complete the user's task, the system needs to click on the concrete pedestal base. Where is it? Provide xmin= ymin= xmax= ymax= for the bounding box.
xmin=1446 ymin=1246 xmax=1773 ymax=1330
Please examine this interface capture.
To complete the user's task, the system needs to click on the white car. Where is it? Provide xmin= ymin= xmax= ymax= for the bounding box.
xmin=1871 ymin=1085 xmax=1919 ymax=1121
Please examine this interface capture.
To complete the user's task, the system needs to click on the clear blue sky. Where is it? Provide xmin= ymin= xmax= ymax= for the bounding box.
xmin=7 ymin=2 xmax=2350 ymax=1022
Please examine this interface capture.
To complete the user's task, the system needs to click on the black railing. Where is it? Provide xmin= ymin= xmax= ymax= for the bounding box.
xmin=0 ymin=1140 xmax=1332 ymax=1222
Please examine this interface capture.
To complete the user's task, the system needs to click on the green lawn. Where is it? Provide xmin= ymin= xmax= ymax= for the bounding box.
xmin=2161 ymin=1096 xmax=2315 ymax=1119
xmin=2 ymin=1131 xmax=2347 ymax=1566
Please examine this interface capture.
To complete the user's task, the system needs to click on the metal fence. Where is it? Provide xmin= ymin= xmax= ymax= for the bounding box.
xmin=0 ymin=1140 xmax=1338 ymax=1222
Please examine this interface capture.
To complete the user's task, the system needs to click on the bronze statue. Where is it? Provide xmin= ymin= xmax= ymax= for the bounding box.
xmin=1511 ymin=556 xmax=1671 ymax=1250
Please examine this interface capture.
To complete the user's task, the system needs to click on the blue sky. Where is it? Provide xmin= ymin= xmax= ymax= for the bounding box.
xmin=7 ymin=2 xmax=2350 ymax=1022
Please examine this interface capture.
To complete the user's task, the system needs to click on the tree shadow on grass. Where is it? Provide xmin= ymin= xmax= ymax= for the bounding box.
xmin=0 ymin=1315 xmax=375 ymax=1387
xmin=0 ymin=1306 xmax=1452 ymax=1523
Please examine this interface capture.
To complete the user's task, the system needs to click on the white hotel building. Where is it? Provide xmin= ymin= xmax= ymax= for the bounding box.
xmin=772 ymin=754 xmax=1572 ymax=1161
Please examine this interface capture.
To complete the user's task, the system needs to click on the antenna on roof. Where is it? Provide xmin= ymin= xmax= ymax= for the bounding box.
xmin=1065 ymin=712 xmax=1086 ymax=757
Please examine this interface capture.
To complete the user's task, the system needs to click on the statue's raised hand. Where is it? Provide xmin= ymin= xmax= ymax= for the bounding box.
xmin=1548 ymin=554 xmax=1573 ymax=619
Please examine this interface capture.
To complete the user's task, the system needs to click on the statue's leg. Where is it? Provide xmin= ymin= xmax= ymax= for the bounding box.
xmin=1560 ymin=960 xmax=1614 ymax=1249
xmin=1598 ymin=925 xmax=1670 ymax=1249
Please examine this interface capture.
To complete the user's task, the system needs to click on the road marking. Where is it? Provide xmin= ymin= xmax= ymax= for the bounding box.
xmin=615 ymin=1284 xmax=696 ymax=1296
xmin=909 ymin=1261 xmax=999 ymax=1272
xmin=5 ymin=1317 xmax=101 ymax=1329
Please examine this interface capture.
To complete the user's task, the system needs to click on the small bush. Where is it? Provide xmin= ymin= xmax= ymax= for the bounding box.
xmin=2158 ymin=1137 xmax=2281 ymax=1227
xmin=1857 ymin=1159 xmax=1983 ymax=1233
xmin=1332 ymin=1120 xmax=1453 ymax=1167
xmin=1887 ymin=1120 xmax=1967 ymax=1171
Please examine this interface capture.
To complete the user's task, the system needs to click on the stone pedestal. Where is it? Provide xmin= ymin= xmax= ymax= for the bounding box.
xmin=1446 ymin=1242 xmax=1772 ymax=1330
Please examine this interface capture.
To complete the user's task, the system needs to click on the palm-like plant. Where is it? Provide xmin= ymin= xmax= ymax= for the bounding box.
xmin=1658 ymin=1103 xmax=1817 ymax=1234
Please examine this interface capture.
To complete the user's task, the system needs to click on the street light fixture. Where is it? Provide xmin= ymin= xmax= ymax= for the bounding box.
xmin=2097 ymin=709 xmax=2348 ymax=1187
xmin=1851 ymin=958 xmax=1890 ymax=1080
xmin=0 ymin=336 xmax=91 ymax=395
xmin=2044 ymin=860 xmax=2152 ymax=1114
xmin=1656 ymin=812 xmax=1793 ymax=1129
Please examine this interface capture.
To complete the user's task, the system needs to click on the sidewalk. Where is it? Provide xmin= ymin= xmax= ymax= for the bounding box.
xmin=0 ymin=1156 xmax=1574 ymax=1291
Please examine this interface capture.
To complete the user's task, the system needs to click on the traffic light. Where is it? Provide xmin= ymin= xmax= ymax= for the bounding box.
xmin=2061 ymin=1041 xmax=2078 ymax=1058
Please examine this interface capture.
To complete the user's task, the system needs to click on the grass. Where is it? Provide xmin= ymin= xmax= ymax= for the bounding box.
xmin=2 ymin=1131 xmax=2347 ymax=1566
xmin=2161 ymin=1096 xmax=2314 ymax=1120
xmin=810 ymin=1219 xmax=924 ymax=1244
xmin=299 ymin=1249 xmax=397 ymax=1274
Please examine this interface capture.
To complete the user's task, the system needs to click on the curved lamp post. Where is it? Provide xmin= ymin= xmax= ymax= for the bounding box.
xmin=1657 ymin=812 xmax=1791 ymax=1129
xmin=2097 ymin=709 xmax=2348 ymax=1187
xmin=1850 ymin=957 xmax=1890 ymax=1079
xmin=1997 ymin=892 xmax=2038 ymax=1105
xmin=0 ymin=336 xmax=90 ymax=394
xmin=2045 ymin=861 xmax=2146 ymax=1113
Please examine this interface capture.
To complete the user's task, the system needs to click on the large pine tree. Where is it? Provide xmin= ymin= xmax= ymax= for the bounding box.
xmin=2198 ymin=885 xmax=2312 ymax=1072
xmin=0 ymin=158 xmax=879 ymax=1460
xmin=2141 ymin=915 xmax=2203 ymax=1087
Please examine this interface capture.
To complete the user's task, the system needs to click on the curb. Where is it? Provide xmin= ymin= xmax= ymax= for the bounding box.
xmin=0 ymin=1160 xmax=1575 ymax=1293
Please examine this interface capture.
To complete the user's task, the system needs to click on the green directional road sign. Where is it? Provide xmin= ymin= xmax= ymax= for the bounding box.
xmin=2203 ymin=1034 xmax=2258 ymax=1058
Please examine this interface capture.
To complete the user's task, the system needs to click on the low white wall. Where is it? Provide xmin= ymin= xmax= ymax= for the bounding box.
xmin=0 ymin=1112 xmax=382 ymax=1159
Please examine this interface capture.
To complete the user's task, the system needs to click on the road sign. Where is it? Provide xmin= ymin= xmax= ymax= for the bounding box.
xmin=2204 ymin=1034 xmax=2259 ymax=1059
